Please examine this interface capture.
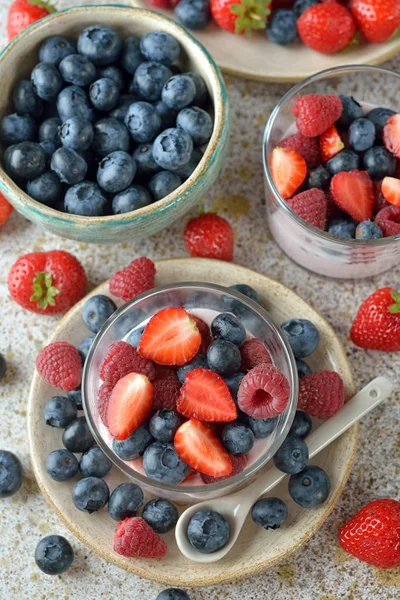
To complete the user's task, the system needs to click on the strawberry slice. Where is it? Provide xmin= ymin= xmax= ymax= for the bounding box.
xmin=269 ymin=147 xmax=307 ymax=199
xmin=330 ymin=170 xmax=374 ymax=222
xmin=381 ymin=177 xmax=400 ymax=207
xmin=138 ymin=307 xmax=201 ymax=366
xmin=176 ymin=368 xmax=238 ymax=422
xmin=174 ymin=419 xmax=233 ymax=478
xmin=383 ymin=114 xmax=400 ymax=158
xmin=320 ymin=125 xmax=344 ymax=162
xmin=107 ymin=372 xmax=153 ymax=440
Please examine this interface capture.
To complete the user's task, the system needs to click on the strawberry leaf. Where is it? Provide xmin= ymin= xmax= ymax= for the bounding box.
xmin=30 ymin=271 xmax=60 ymax=309
xmin=29 ymin=0 xmax=57 ymax=13
xmin=229 ymin=0 xmax=271 ymax=36
xmin=389 ymin=289 xmax=400 ymax=314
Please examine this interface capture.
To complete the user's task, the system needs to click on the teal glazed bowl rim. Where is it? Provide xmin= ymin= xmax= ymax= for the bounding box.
xmin=0 ymin=4 xmax=230 ymax=232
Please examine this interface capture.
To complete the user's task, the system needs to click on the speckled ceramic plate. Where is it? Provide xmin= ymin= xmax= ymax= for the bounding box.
xmin=27 ymin=258 xmax=357 ymax=588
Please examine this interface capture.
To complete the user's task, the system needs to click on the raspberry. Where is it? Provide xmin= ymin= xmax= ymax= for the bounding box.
xmin=287 ymin=189 xmax=328 ymax=230
xmin=375 ymin=205 xmax=400 ymax=237
xmin=298 ymin=371 xmax=344 ymax=418
xmin=113 ymin=517 xmax=167 ymax=559
xmin=238 ymin=363 xmax=290 ymax=419
xmin=201 ymin=454 xmax=247 ymax=484
xmin=98 ymin=382 xmax=113 ymax=427
xmin=240 ymin=339 xmax=272 ymax=372
xmin=109 ymin=257 xmax=156 ymax=302
xmin=100 ymin=341 xmax=155 ymax=387
xmin=152 ymin=365 xmax=181 ymax=411
xmin=36 ymin=341 xmax=82 ymax=391
xmin=191 ymin=315 xmax=212 ymax=354
xmin=280 ymin=133 xmax=321 ymax=168
xmin=373 ymin=180 xmax=390 ymax=215
xmin=326 ymin=192 xmax=345 ymax=222
xmin=292 ymin=94 xmax=343 ymax=137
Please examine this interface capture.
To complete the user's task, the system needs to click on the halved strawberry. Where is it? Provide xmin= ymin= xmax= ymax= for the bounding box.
xmin=330 ymin=170 xmax=374 ymax=222
xmin=269 ymin=147 xmax=307 ymax=199
xmin=174 ymin=419 xmax=233 ymax=478
xmin=107 ymin=372 xmax=153 ymax=440
xmin=383 ymin=114 xmax=400 ymax=158
xmin=381 ymin=177 xmax=400 ymax=207
xmin=176 ymin=368 xmax=237 ymax=422
xmin=320 ymin=125 xmax=344 ymax=162
xmin=138 ymin=307 xmax=201 ymax=366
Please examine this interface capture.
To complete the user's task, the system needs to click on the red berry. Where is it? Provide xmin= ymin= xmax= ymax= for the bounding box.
xmin=152 ymin=365 xmax=181 ymax=411
xmin=211 ymin=0 xmax=271 ymax=35
xmin=280 ymin=133 xmax=321 ymax=168
xmin=375 ymin=204 xmax=400 ymax=236
xmin=177 ymin=368 xmax=238 ymax=422
xmin=298 ymin=371 xmax=344 ymax=418
xmin=269 ymin=147 xmax=307 ymax=200
xmin=113 ymin=517 xmax=167 ymax=559
xmin=36 ymin=341 xmax=82 ymax=391
xmin=98 ymin=382 xmax=113 ymax=427
xmin=297 ymin=2 xmax=356 ymax=54
xmin=109 ymin=257 xmax=156 ymax=303
xmin=238 ymin=363 xmax=290 ymax=419
xmin=287 ymin=188 xmax=328 ymax=230
xmin=7 ymin=0 xmax=54 ymax=41
xmin=330 ymin=170 xmax=374 ymax=222
xmin=350 ymin=0 xmax=400 ymax=43
xmin=320 ymin=124 xmax=345 ymax=162
xmin=107 ymin=372 xmax=153 ymax=440
xmin=201 ymin=454 xmax=247 ymax=484
xmin=190 ymin=315 xmax=212 ymax=354
xmin=184 ymin=213 xmax=234 ymax=262
xmin=350 ymin=287 xmax=400 ymax=351
xmin=383 ymin=113 xmax=400 ymax=159
xmin=381 ymin=176 xmax=400 ymax=207
xmin=339 ymin=498 xmax=400 ymax=568
xmin=373 ymin=180 xmax=390 ymax=215
xmin=0 ymin=193 xmax=13 ymax=225
xmin=240 ymin=338 xmax=272 ymax=372
xmin=100 ymin=341 xmax=155 ymax=387
xmin=292 ymin=94 xmax=343 ymax=137
xmin=148 ymin=0 xmax=177 ymax=7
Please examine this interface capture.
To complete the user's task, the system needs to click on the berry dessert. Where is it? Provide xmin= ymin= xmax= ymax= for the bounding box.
xmin=0 ymin=26 xmax=214 ymax=217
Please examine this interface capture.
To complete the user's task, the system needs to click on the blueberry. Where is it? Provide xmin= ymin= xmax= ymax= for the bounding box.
xmin=175 ymin=0 xmax=212 ymax=30
xmin=39 ymin=36 xmax=76 ymax=66
xmin=293 ymin=0 xmax=319 ymax=17
xmin=221 ymin=284 xmax=259 ymax=318
xmin=97 ymin=151 xmax=136 ymax=193
xmin=125 ymin=101 xmax=162 ymax=143
xmin=184 ymin=72 xmax=208 ymax=106
xmin=289 ymin=465 xmax=331 ymax=508
xmin=35 ymin=535 xmax=74 ymax=575
xmin=6 ymin=141 xmax=46 ymax=180
xmin=27 ymin=171 xmax=62 ymax=206
xmin=273 ymin=436 xmax=309 ymax=474
xmin=83 ymin=295 xmax=117 ymax=333
xmin=143 ymin=442 xmax=190 ymax=484
xmin=40 ymin=140 xmax=58 ymax=160
xmin=44 ymin=395 xmax=77 ymax=428
xmin=108 ymin=482 xmax=144 ymax=521
xmin=162 ymin=75 xmax=196 ymax=110
xmin=211 ymin=313 xmax=246 ymax=347
xmin=142 ymin=498 xmax=179 ymax=534
xmin=64 ymin=181 xmax=108 ymax=217
xmin=126 ymin=326 xmax=145 ymax=348
xmin=207 ymin=339 xmax=241 ymax=376
xmin=140 ymin=31 xmax=180 ymax=66
xmin=39 ymin=117 xmax=61 ymax=145
xmin=281 ymin=318 xmax=319 ymax=358
xmin=154 ymin=100 xmax=179 ymax=129
xmin=31 ymin=62 xmax=63 ymax=101
xmin=89 ymin=78 xmax=119 ymax=111
xmin=133 ymin=143 xmax=160 ymax=176
xmin=148 ymin=170 xmax=181 ymax=201
xmin=46 ymin=449 xmax=79 ymax=481
xmin=156 ymin=590 xmax=190 ymax=600
xmin=62 ymin=416 xmax=94 ymax=453
xmin=328 ymin=219 xmax=357 ymax=239
xmin=187 ymin=510 xmax=230 ymax=553
xmin=172 ymin=148 xmax=202 ymax=178
xmin=153 ymin=127 xmax=193 ymax=170
xmin=289 ymin=410 xmax=312 ymax=439
xmin=326 ymin=150 xmax=360 ymax=175
xmin=296 ymin=358 xmax=312 ymax=379
xmin=247 ymin=416 xmax=278 ymax=439
xmin=12 ymin=80 xmax=43 ymax=117
xmin=68 ymin=387 xmax=83 ymax=411
xmin=59 ymin=54 xmax=97 ymax=87
xmin=59 ymin=117 xmax=94 ymax=153
xmin=349 ymin=118 xmax=375 ymax=152
xmin=307 ymin=166 xmax=331 ymax=190
xmin=367 ymin=107 xmax=396 ymax=138
xmin=51 ymin=147 xmax=87 ymax=184
xmin=0 ymin=450 xmax=23 ymax=498
xmin=355 ymin=220 xmax=383 ymax=240
xmin=337 ymin=95 xmax=364 ymax=128
xmin=149 ymin=410 xmax=182 ymax=443
xmin=77 ymin=335 xmax=96 ymax=361
xmin=0 ymin=353 xmax=7 ymax=381
xmin=72 ymin=476 xmax=110 ymax=513
xmin=93 ymin=118 xmax=130 ymax=157
xmin=133 ymin=61 xmax=173 ymax=102
xmin=251 ymin=497 xmax=288 ymax=529
xmin=110 ymin=101 xmax=134 ymax=123
xmin=177 ymin=354 xmax=208 ymax=384
xmin=77 ymin=25 xmax=122 ymax=66
xmin=57 ymin=86 xmax=95 ymax=122
xmin=80 ymin=447 xmax=112 ymax=478
xmin=224 ymin=372 xmax=244 ymax=400
xmin=266 ymin=10 xmax=298 ymax=45
xmin=120 ymin=35 xmax=143 ymax=75
xmin=0 ymin=113 xmax=36 ymax=145
xmin=112 ymin=185 xmax=152 ymax=214
xmin=222 ymin=422 xmax=254 ymax=456
xmin=363 ymin=146 xmax=396 ymax=180
xmin=98 ymin=65 xmax=125 ymax=90
xmin=177 ymin=106 xmax=213 ymax=145
xmin=113 ymin=424 xmax=153 ymax=460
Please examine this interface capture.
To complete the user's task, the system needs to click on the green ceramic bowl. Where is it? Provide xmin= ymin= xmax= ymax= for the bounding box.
xmin=0 ymin=5 xmax=230 ymax=243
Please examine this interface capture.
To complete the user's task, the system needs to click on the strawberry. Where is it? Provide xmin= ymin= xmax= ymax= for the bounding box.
xmin=292 ymin=94 xmax=343 ymax=138
xmin=138 ymin=307 xmax=202 ymax=366
xmin=297 ymin=2 xmax=356 ymax=54
xmin=269 ymin=147 xmax=307 ymax=199
xmin=109 ymin=257 xmax=156 ymax=303
xmin=7 ymin=0 xmax=55 ymax=41
xmin=287 ymin=188 xmax=328 ymax=229
xmin=201 ymin=453 xmax=247 ymax=484
xmin=176 ymin=368 xmax=238 ymax=422
xmin=320 ymin=125 xmax=344 ymax=162
xmin=211 ymin=0 xmax=271 ymax=35
xmin=350 ymin=287 xmax=400 ymax=351
xmin=36 ymin=341 xmax=82 ymax=391
xmin=375 ymin=205 xmax=400 ymax=236
xmin=350 ymin=0 xmax=400 ymax=43
xmin=174 ymin=418 xmax=233 ymax=477
xmin=0 ymin=193 xmax=13 ymax=225
xmin=107 ymin=372 xmax=153 ymax=440
xmin=280 ymin=133 xmax=321 ymax=168
xmin=339 ymin=499 xmax=400 ymax=568
xmin=330 ymin=170 xmax=374 ymax=222
xmin=8 ymin=250 xmax=87 ymax=314
xmin=184 ymin=213 xmax=234 ymax=262
xmin=238 ymin=363 xmax=290 ymax=419
xmin=383 ymin=114 xmax=400 ymax=159
xmin=381 ymin=176 xmax=400 ymax=207
xmin=298 ymin=371 xmax=344 ymax=418
xmin=114 ymin=517 xmax=167 ymax=559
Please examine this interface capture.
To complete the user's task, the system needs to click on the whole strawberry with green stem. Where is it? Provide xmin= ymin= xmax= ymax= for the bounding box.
xmin=350 ymin=287 xmax=400 ymax=351
xmin=211 ymin=0 xmax=271 ymax=35
xmin=7 ymin=0 xmax=56 ymax=41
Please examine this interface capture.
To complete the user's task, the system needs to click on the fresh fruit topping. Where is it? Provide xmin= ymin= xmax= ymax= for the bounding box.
xmin=266 ymin=9 xmax=298 ymax=46
xmin=298 ymin=371 xmax=345 ymax=418
xmin=175 ymin=0 xmax=212 ymax=31
xmin=79 ymin=447 xmax=112 ymax=479
xmin=107 ymin=372 xmax=153 ymax=440
xmin=375 ymin=205 xmax=400 ymax=236
xmin=350 ymin=0 xmax=400 ymax=43
xmin=184 ymin=213 xmax=234 ymax=262
xmin=97 ymin=382 xmax=114 ymax=427
xmin=152 ymin=365 xmax=182 ymax=411
xmin=108 ymin=482 xmax=144 ymax=522
xmin=62 ymin=416 xmax=94 ymax=453
xmin=34 ymin=535 xmax=74 ymax=575
xmin=368 ymin=106 xmax=397 ymax=138
xmin=327 ymin=149 xmax=361 ymax=176
xmin=174 ymin=418 xmax=233 ymax=477
xmin=297 ymin=2 xmax=356 ymax=54
xmin=222 ymin=421 xmax=255 ymax=455
xmin=337 ymin=95 xmax=364 ymax=128
xmin=330 ymin=170 xmax=374 ymax=222
xmin=36 ymin=341 xmax=82 ymax=391
xmin=187 ymin=509 xmax=230 ymax=553
xmin=373 ymin=180 xmax=390 ymax=214
xmin=8 ymin=250 xmax=86 ymax=314
xmin=383 ymin=113 xmax=400 ymax=159
xmin=350 ymin=287 xmax=400 ymax=351
xmin=190 ymin=315 xmax=212 ymax=353
xmin=142 ymin=498 xmax=179 ymax=534
xmin=251 ymin=497 xmax=288 ymax=530
xmin=289 ymin=465 xmax=330 ymax=507
xmin=280 ymin=132 xmax=321 ymax=168
xmin=240 ymin=338 xmax=272 ymax=371
xmin=100 ymin=341 xmax=156 ymax=387
xmin=210 ymin=0 xmax=271 ymax=35
xmin=138 ymin=307 xmax=202 ymax=366
xmin=201 ymin=454 xmax=247 ymax=484
xmin=143 ymin=441 xmax=190 ymax=483
xmin=292 ymin=94 xmax=343 ymax=137
xmin=308 ymin=165 xmax=331 ymax=190
xmin=44 ymin=395 xmax=77 ymax=429
xmin=355 ymin=220 xmax=383 ymax=240
xmin=113 ymin=517 xmax=167 ymax=559
xmin=269 ymin=147 xmax=307 ymax=199
xmin=177 ymin=368 xmax=238 ymax=422
xmin=328 ymin=218 xmax=356 ymax=239
xmin=109 ymin=257 xmax=156 ymax=302
xmin=295 ymin=359 xmax=312 ymax=380
xmin=273 ymin=436 xmax=309 ymax=474
xmin=211 ymin=312 xmax=246 ymax=347
xmin=363 ymin=146 xmax=396 ymax=180
xmin=149 ymin=409 xmax=182 ymax=443
xmin=7 ymin=0 xmax=55 ymax=41
xmin=287 ymin=188 xmax=328 ymax=230
xmin=281 ymin=318 xmax=320 ymax=358
xmin=113 ymin=425 xmax=152 ymax=460
xmin=207 ymin=339 xmax=242 ymax=376
xmin=0 ymin=193 xmax=13 ymax=225
xmin=349 ymin=118 xmax=376 ymax=152
xmin=320 ymin=125 xmax=344 ymax=163
xmin=82 ymin=294 xmax=117 ymax=333
xmin=288 ymin=410 xmax=312 ymax=438
xmin=247 ymin=415 xmax=278 ymax=438
xmin=339 ymin=498 xmax=400 ymax=569
xmin=238 ymin=363 xmax=290 ymax=419
xmin=380 ymin=177 xmax=400 ymax=207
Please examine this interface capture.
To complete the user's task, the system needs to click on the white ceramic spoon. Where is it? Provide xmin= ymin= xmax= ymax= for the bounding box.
xmin=175 ymin=376 xmax=393 ymax=563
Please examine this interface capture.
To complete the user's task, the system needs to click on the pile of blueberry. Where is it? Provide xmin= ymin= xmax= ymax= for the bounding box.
xmin=0 ymin=26 xmax=214 ymax=216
